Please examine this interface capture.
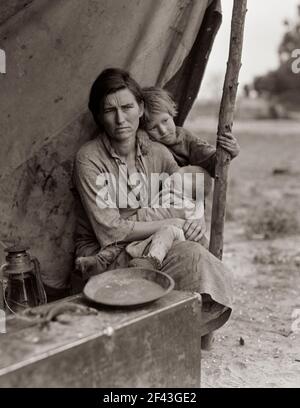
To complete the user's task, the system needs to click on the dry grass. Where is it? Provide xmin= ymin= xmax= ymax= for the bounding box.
xmin=246 ymin=204 xmax=299 ymax=240
xmin=184 ymin=115 xmax=300 ymax=388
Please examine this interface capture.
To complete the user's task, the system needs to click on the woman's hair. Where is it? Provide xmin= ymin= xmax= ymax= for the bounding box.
xmin=88 ymin=68 xmax=144 ymax=129
xmin=142 ymin=86 xmax=178 ymax=123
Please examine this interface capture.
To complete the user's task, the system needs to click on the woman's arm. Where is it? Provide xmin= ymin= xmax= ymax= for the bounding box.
xmin=75 ymin=150 xmax=185 ymax=246
xmin=125 ymin=218 xmax=185 ymax=241
xmin=183 ymin=216 xmax=206 ymax=242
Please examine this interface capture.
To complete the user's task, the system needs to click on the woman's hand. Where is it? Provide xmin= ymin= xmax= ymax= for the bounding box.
xmin=217 ymin=132 xmax=240 ymax=159
xmin=183 ymin=217 xmax=206 ymax=242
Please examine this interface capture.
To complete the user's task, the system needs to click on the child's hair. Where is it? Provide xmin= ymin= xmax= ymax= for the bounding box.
xmin=142 ymin=86 xmax=178 ymax=123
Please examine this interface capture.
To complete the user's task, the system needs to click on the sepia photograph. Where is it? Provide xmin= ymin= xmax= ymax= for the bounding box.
xmin=0 ymin=0 xmax=299 ymax=390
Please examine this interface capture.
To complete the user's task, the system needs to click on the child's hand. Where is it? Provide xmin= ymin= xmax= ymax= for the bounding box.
xmin=217 ymin=132 xmax=240 ymax=159
xmin=183 ymin=217 xmax=206 ymax=242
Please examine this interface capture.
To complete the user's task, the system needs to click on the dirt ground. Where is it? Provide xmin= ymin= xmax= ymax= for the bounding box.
xmin=186 ymin=117 xmax=300 ymax=388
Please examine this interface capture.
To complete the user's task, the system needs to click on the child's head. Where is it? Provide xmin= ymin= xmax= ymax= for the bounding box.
xmin=142 ymin=87 xmax=177 ymax=145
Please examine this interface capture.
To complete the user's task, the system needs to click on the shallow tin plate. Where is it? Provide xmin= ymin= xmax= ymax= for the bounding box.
xmin=83 ymin=267 xmax=175 ymax=307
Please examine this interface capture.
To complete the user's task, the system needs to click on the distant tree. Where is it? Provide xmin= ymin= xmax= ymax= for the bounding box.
xmin=253 ymin=4 xmax=300 ymax=110
xmin=278 ymin=5 xmax=300 ymax=63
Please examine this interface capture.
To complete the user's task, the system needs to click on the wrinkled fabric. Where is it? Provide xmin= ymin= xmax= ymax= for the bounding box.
xmin=104 ymin=240 xmax=233 ymax=335
xmin=0 ymin=0 xmax=219 ymax=179
xmin=166 ymin=127 xmax=217 ymax=177
xmin=74 ymin=130 xmax=179 ymax=257
xmin=0 ymin=0 xmax=222 ymax=289
xmin=74 ymin=128 xmax=219 ymax=280
xmin=165 ymin=0 xmax=222 ymax=125
xmin=75 ymin=159 xmax=207 ymax=273
xmin=126 ymin=225 xmax=185 ymax=267
xmin=151 ymin=169 xmax=205 ymax=220
xmin=73 ymin=113 xmax=233 ymax=333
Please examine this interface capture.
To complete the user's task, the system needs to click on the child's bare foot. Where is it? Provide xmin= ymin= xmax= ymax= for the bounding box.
xmin=128 ymin=257 xmax=160 ymax=270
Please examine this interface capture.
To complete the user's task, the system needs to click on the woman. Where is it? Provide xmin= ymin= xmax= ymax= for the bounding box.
xmin=73 ymin=68 xmax=233 ymax=349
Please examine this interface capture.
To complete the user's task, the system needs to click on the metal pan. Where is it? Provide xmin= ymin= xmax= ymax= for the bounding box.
xmin=83 ymin=267 xmax=174 ymax=307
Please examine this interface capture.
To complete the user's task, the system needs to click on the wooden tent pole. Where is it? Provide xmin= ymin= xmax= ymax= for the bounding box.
xmin=209 ymin=0 xmax=247 ymax=260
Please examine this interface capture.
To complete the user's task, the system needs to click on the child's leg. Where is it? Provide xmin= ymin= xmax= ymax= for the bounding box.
xmin=75 ymin=246 xmax=123 ymax=278
xmin=127 ymin=225 xmax=185 ymax=270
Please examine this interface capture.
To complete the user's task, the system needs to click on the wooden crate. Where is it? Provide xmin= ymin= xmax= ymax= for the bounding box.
xmin=0 ymin=291 xmax=201 ymax=388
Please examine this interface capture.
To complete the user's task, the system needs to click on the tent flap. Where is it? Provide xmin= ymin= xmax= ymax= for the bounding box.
xmin=0 ymin=0 xmax=221 ymax=288
xmin=166 ymin=0 xmax=222 ymax=125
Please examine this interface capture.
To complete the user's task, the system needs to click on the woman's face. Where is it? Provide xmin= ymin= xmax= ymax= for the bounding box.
xmin=100 ymin=88 xmax=144 ymax=143
xmin=145 ymin=111 xmax=177 ymax=145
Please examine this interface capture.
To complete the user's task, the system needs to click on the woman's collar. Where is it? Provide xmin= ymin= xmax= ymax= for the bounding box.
xmin=136 ymin=129 xmax=150 ymax=156
xmin=100 ymin=129 xmax=150 ymax=160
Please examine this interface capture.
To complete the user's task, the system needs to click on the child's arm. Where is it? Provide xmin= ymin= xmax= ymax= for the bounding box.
xmin=178 ymin=127 xmax=217 ymax=177
xmin=187 ymin=131 xmax=240 ymax=176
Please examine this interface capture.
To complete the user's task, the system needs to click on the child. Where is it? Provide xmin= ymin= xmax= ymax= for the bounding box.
xmin=141 ymin=86 xmax=240 ymax=179
xmin=140 ymin=88 xmax=239 ymax=349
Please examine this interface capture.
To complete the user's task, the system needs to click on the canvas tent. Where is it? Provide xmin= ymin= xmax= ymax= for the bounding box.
xmin=0 ymin=0 xmax=222 ymax=289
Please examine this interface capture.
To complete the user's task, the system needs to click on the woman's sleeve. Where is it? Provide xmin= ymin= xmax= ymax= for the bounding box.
xmin=133 ymin=143 xmax=179 ymax=221
xmin=154 ymin=142 xmax=180 ymax=175
xmin=74 ymin=158 xmax=136 ymax=249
